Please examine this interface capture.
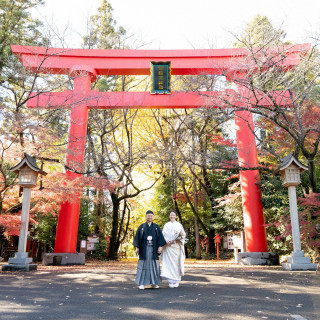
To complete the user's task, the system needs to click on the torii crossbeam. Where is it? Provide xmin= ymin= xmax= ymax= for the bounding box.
xmin=11 ymin=44 xmax=309 ymax=256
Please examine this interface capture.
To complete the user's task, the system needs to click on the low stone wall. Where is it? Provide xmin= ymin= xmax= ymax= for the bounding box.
xmin=237 ymin=252 xmax=279 ymax=266
xmin=2 ymin=264 xmax=37 ymax=271
xmin=42 ymin=253 xmax=85 ymax=266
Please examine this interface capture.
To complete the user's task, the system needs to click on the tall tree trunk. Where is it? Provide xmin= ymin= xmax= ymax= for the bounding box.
xmin=193 ymin=174 xmax=201 ymax=259
xmin=192 ymin=121 xmax=201 ymax=259
xmin=173 ymin=198 xmax=183 ymax=223
xmin=119 ymin=205 xmax=131 ymax=244
xmin=109 ymin=192 xmax=120 ymax=260
xmin=207 ymin=229 xmax=215 ymax=255
xmin=172 ymin=171 xmax=183 ymax=223
xmin=307 ymin=159 xmax=318 ymax=193
xmin=202 ymin=165 xmax=216 ymax=254
xmin=94 ymin=190 xmax=103 ymax=234
xmin=116 ymin=200 xmax=127 ymax=249
xmin=194 ymin=217 xmax=201 ymax=259
xmin=172 ymin=173 xmax=188 ymax=257
xmin=200 ymin=136 xmax=216 ymax=254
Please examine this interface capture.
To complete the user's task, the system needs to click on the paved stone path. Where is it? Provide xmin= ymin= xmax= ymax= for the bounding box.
xmin=0 ymin=260 xmax=319 ymax=320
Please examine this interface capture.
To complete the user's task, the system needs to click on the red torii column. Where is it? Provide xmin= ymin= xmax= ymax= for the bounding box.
xmin=54 ymin=66 xmax=97 ymax=253
xmin=211 ymin=81 xmax=269 ymax=253
xmin=233 ymin=83 xmax=268 ymax=252
xmin=235 ymin=109 xmax=268 ymax=252
xmin=211 ymin=83 xmax=280 ymax=252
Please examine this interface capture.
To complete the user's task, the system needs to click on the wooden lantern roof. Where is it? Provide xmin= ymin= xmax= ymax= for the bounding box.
xmin=275 ymin=152 xmax=308 ymax=174
xmin=10 ymin=153 xmax=47 ymax=175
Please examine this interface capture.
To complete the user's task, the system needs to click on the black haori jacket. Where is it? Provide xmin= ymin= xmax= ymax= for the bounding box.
xmin=133 ymin=222 xmax=166 ymax=260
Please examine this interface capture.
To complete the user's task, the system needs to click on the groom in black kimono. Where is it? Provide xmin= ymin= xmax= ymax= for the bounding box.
xmin=133 ymin=210 xmax=166 ymax=289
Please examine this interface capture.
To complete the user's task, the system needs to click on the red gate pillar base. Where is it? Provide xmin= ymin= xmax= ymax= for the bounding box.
xmin=239 ymin=169 xmax=268 ymax=252
xmin=54 ymin=186 xmax=81 ymax=253
xmin=42 ymin=253 xmax=85 ymax=266
xmin=237 ymin=252 xmax=280 ymax=266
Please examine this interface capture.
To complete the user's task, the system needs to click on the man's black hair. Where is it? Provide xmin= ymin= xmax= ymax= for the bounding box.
xmin=146 ymin=210 xmax=154 ymax=215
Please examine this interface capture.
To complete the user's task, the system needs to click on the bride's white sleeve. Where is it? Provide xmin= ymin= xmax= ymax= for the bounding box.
xmin=181 ymin=225 xmax=186 ymax=238
xmin=179 ymin=223 xmax=186 ymax=243
xmin=162 ymin=223 xmax=170 ymax=241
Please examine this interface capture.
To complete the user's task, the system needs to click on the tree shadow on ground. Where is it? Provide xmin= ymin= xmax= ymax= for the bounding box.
xmin=0 ymin=266 xmax=319 ymax=320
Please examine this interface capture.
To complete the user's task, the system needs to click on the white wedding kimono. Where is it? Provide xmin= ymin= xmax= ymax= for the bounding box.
xmin=160 ymin=221 xmax=186 ymax=284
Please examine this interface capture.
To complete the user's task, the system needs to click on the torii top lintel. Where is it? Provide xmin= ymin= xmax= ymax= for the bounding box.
xmin=11 ymin=44 xmax=310 ymax=77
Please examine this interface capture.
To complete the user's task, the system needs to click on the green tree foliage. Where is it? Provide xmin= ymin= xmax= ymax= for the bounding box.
xmin=91 ymin=238 xmax=108 ymax=259
xmin=259 ymin=173 xmax=291 ymax=254
xmin=213 ymin=178 xmax=243 ymax=233
xmin=153 ymin=175 xmax=176 ymax=222
xmin=0 ymin=0 xmax=46 ymax=73
xmin=82 ymin=0 xmax=126 ymax=50
xmin=232 ymin=15 xmax=320 ymax=193
xmin=76 ymin=196 xmax=95 ymax=251
xmin=233 ymin=14 xmax=287 ymax=48
xmin=31 ymin=212 xmax=58 ymax=255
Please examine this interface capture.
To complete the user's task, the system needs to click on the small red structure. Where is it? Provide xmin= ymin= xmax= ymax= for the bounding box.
xmin=203 ymin=235 xmax=209 ymax=254
xmin=214 ymin=234 xmax=222 ymax=260
xmin=10 ymin=44 xmax=310 ymax=255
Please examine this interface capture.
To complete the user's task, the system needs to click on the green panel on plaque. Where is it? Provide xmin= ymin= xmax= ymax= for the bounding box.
xmin=151 ymin=62 xmax=171 ymax=94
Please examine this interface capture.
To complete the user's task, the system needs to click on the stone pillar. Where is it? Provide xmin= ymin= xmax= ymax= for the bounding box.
xmin=288 ymin=186 xmax=302 ymax=252
xmin=17 ymin=187 xmax=32 ymax=254
xmin=282 ymin=186 xmax=317 ymax=270
xmin=2 ymin=187 xmax=36 ymax=271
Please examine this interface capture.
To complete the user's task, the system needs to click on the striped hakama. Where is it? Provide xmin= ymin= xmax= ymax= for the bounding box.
xmin=135 ymin=244 xmax=161 ymax=286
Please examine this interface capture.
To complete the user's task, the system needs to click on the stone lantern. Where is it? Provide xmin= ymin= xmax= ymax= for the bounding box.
xmin=275 ymin=153 xmax=317 ymax=270
xmin=2 ymin=153 xmax=47 ymax=272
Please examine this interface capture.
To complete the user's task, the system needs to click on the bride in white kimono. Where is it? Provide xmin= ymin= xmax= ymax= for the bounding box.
xmin=160 ymin=212 xmax=186 ymax=288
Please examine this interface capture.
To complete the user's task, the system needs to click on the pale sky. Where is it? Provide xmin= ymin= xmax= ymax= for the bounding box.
xmin=33 ymin=0 xmax=320 ymax=49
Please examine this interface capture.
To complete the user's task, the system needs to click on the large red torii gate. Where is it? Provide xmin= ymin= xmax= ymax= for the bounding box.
xmin=11 ymin=44 xmax=309 ymax=255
